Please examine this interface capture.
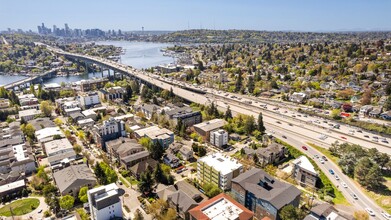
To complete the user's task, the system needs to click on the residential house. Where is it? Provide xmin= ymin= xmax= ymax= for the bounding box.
xmin=82 ymin=109 xmax=98 ymax=120
xmin=92 ymin=117 xmax=126 ymax=150
xmin=29 ymin=118 xmax=56 ymax=131
xmin=369 ymin=107 xmax=382 ymax=118
xmin=35 ymin=127 xmax=64 ymax=144
xmin=193 ymin=119 xmax=227 ymax=141
xmin=163 ymin=153 xmax=180 ymax=168
xmin=179 ymin=146 xmax=194 ymax=161
xmin=189 ymin=193 xmax=254 ymax=220
xmin=289 ymin=92 xmax=307 ymax=103
xmin=87 ymin=183 xmax=123 ymax=220
xmin=304 ymin=203 xmax=355 ymax=220
xmin=18 ymin=109 xmax=41 ymax=122
xmin=44 ymin=138 xmax=74 ymax=157
xmin=105 ymin=138 xmax=144 ymax=164
xmin=360 ymin=105 xmax=374 ymax=115
xmin=47 ymin=151 xmax=77 ymax=170
xmin=0 ymin=179 xmax=26 ymax=198
xmin=53 ymin=164 xmax=97 ymax=196
xmin=130 ymin=158 xmax=158 ymax=179
xmin=292 ymin=155 xmax=318 ymax=187
xmin=0 ymin=143 xmax=36 ymax=175
xmin=78 ymin=118 xmax=95 ymax=128
xmin=243 ymin=143 xmax=286 ymax=167
xmin=0 ymin=98 xmax=10 ymax=109
xmin=98 ymin=86 xmax=125 ymax=102
xmin=197 ymin=153 xmax=243 ymax=190
xmin=134 ymin=126 xmax=174 ymax=148
xmin=139 ymin=104 xmax=159 ymax=119
xmin=231 ymin=168 xmax=301 ymax=220
xmin=157 ymin=180 xmax=206 ymax=220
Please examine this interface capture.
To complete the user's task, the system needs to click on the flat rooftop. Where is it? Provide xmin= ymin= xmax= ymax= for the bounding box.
xmin=199 ymin=153 xmax=242 ymax=175
xmin=202 ymin=197 xmax=242 ymax=220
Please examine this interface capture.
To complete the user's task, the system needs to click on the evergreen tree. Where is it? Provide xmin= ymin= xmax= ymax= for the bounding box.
xmin=257 ymin=112 xmax=266 ymax=133
xmin=170 ymin=87 xmax=174 ymax=98
xmin=148 ymin=141 xmax=164 ymax=160
xmin=153 ymin=163 xmax=165 ymax=183
xmin=138 ymin=170 xmax=155 ymax=194
xmin=235 ymin=72 xmax=243 ymax=92
xmin=94 ymin=163 xmax=105 ymax=184
xmin=225 ymin=106 xmax=232 ymax=120
xmin=247 ymin=76 xmax=255 ymax=94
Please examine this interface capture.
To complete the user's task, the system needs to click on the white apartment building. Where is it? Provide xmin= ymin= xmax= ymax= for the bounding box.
xmin=88 ymin=183 xmax=123 ymax=220
xmin=210 ymin=129 xmax=228 ymax=148
xmin=197 ymin=153 xmax=243 ymax=190
xmin=79 ymin=92 xmax=100 ymax=109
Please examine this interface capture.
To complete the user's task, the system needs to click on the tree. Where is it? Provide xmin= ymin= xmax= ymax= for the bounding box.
xmin=331 ymin=109 xmax=341 ymax=120
xmin=153 ymin=163 xmax=165 ymax=183
xmin=148 ymin=141 xmax=164 ymax=160
xmin=257 ymin=112 xmax=266 ymax=133
xmin=235 ymin=72 xmax=243 ymax=92
xmin=21 ymin=123 xmax=36 ymax=140
xmin=338 ymin=152 xmax=356 ymax=177
xmin=40 ymin=101 xmax=53 ymax=117
xmin=139 ymin=137 xmax=152 ymax=148
xmin=78 ymin=186 xmax=88 ymax=203
xmin=203 ymin=183 xmax=222 ymax=198
xmin=279 ymin=205 xmax=302 ymax=220
xmin=354 ymin=211 xmax=369 ymax=220
xmin=138 ymin=170 xmax=155 ymax=195
xmin=247 ymin=76 xmax=255 ymax=94
xmin=54 ymin=118 xmax=63 ymax=126
xmin=361 ymin=89 xmax=372 ymax=105
xmin=59 ymin=195 xmax=74 ymax=210
xmin=123 ymin=85 xmax=133 ymax=103
xmin=94 ymin=162 xmax=105 ymax=184
xmin=384 ymin=96 xmax=391 ymax=111
xmin=386 ymin=83 xmax=391 ymax=96
xmin=243 ymin=115 xmax=256 ymax=135
xmin=225 ymin=105 xmax=233 ymax=120
xmin=133 ymin=209 xmax=144 ymax=220
xmin=30 ymin=84 xmax=36 ymax=96
xmin=170 ymin=87 xmax=174 ymax=98
xmin=354 ymin=157 xmax=384 ymax=190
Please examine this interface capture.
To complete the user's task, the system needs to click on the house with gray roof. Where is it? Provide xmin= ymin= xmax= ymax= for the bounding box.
xmin=53 ymin=164 xmax=97 ymax=196
xmin=29 ymin=117 xmax=56 ymax=131
xmin=129 ymin=158 xmax=158 ymax=179
xmin=304 ymin=203 xmax=354 ymax=220
xmin=179 ymin=145 xmax=194 ymax=161
xmin=231 ymin=168 xmax=301 ymax=220
xmin=105 ymin=137 xmax=144 ymax=165
xmin=121 ymin=150 xmax=151 ymax=169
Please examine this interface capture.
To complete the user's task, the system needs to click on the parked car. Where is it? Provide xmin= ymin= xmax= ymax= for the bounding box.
xmin=302 ymin=146 xmax=308 ymax=150
xmin=329 ymin=169 xmax=334 ymax=175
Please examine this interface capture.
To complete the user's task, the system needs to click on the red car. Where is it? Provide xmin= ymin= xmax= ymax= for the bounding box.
xmin=302 ymin=146 xmax=308 ymax=150
xmin=340 ymin=136 xmax=347 ymax=140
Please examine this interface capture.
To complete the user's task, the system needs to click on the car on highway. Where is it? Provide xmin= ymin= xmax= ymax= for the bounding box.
xmin=365 ymin=208 xmax=375 ymax=216
xmin=381 ymin=211 xmax=391 ymax=219
xmin=335 ymin=175 xmax=340 ymax=180
xmin=329 ymin=169 xmax=334 ymax=175
xmin=351 ymin=193 xmax=358 ymax=200
xmin=282 ymin=135 xmax=287 ymax=139
xmin=276 ymin=121 xmax=281 ymax=124
xmin=340 ymin=136 xmax=347 ymax=140
xmin=322 ymin=156 xmax=328 ymax=161
xmin=341 ymin=182 xmax=348 ymax=188
xmin=364 ymin=135 xmax=370 ymax=138
xmin=319 ymin=159 xmax=325 ymax=164
xmin=288 ymin=123 xmax=293 ymax=126
xmin=302 ymin=146 xmax=308 ymax=150
xmin=382 ymin=139 xmax=389 ymax=144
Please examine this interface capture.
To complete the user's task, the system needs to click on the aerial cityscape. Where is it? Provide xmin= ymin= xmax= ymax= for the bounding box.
xmin=1 ymin=1 xmax=391 ymax=220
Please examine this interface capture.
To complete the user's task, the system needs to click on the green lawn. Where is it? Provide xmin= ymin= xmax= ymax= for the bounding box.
xmin=0 ymin=198 xmax=40 ymax=217
xmin=307 ymin=143 xmax=339 ymax=164
xmin=119 ymin=176 xmax=130 ymax=188
xmin=126 ymin=176 xmax=139 ymax=185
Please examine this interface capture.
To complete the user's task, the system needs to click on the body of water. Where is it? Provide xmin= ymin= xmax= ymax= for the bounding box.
xmin=95 ymin=41 xmax=175 ymax=69
xmin=0 ymin=41 xmax=174 ymax=86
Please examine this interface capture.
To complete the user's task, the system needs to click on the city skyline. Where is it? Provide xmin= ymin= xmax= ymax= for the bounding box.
xmin=1 ymin=0 xmax=391 ymax=32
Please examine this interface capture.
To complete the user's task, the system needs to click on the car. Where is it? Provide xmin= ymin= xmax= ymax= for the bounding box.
xmin=321 ymin=156 xmax=328 ymax=161
xmin=356 ymin=130 xmax=363 ymax=133
xmin=282 ymin=135 xmax=287 ymax=139
xmin=351 ymin=193 xmax=358 ymax=200
xmin=276 ymin=121 xmax=281 ymax=124
xmin=38 ymin=209 xmax=43 ymax=213
xmin=288 ymin=123 xmax=293 ymax=126
xmin=373 ymin=136 xmax=379 ymax=139
xmin=118 ymin=180 xmax=123 ymax=185
xmin=381 ymin=211 xmax=391 ymax=219
xmin=335 ymin=175 xmax=340 ymax=180
xmin=382 ymin=140 xmax=389 ymax=144
xmin=341 ymin=182 xmax=348 ymax=188
xmin=314 ymin=154 xmax=319 ymax=158
xmin=365 ymin=208 xmax=375 ymax=216
xmin=329 ymin=169 xmax=334 ymax=175
xmin=302 ymin=146 xmax=308 ymax=150
xmin=364 ymin=135 xmax=370 ymax=138
xmin=319 ymin=159 xmax=325 ymax=164
xmin=340 ymin=136 xmax=347 ymax=140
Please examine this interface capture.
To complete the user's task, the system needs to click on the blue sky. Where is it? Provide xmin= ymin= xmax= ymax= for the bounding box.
xmin=1 ymin=0 xmax=391 ymax=32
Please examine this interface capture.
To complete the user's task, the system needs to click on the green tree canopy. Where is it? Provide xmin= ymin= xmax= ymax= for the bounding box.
xmin=59 ymin=195 xmax=75 ymax=210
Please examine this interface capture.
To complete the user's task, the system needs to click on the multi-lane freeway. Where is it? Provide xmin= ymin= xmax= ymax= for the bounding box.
xmin=45 ymin=46 xmax=389 ymax=218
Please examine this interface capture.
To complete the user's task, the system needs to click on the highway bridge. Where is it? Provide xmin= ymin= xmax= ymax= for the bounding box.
xmin=47 ymin=46 xmax=388 ymax=218
xmin=3 ymin=68 xmax=60 ymax=90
